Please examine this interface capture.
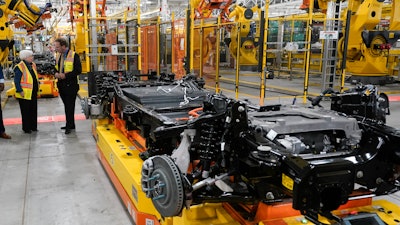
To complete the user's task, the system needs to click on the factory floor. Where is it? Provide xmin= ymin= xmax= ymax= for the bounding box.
xmin=1 ymin=74 xmax=400 ymax=225
xmin=0 ymin=85 xmax=133 ymax=225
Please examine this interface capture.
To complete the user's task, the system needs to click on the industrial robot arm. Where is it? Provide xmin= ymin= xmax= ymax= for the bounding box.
xmin=0 ymin=0 xmax=51 ymax=63
xmin=8 ymin=0 xmax=52 ymax=26
xmin=301 ymin=0 xmax=400 ymax=84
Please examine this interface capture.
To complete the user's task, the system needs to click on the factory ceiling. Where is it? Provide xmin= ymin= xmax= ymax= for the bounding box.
xmin=30 ymin=0 xmax=306 ymax=20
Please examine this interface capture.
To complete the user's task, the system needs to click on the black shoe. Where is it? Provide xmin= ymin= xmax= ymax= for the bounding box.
xmin=65 ymin=129 xmax=71 ymax=134
xmin=61 ymin=126 xmax=75 ymax=130
xmin=24 ymin=130 xmax=32 ymax=134
xmin=32 ymin=129 xmax=38 ymax=132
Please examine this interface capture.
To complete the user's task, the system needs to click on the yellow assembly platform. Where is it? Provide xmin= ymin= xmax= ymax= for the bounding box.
xmin=93 ymin=118 xmax=400 ymax=225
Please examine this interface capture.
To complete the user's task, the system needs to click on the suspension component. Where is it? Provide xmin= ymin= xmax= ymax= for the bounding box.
xmin=198 ymin=122 xmax=220 ymax=178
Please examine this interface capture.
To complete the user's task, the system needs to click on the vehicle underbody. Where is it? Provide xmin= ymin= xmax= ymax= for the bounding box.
xmin=83 ymin=71 xmax=400 ymax=224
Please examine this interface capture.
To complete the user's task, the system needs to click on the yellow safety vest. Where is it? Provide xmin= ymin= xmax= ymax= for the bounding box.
xmin=15 ymin=61 xmax=39 ymax=100
xmin=55 ymin=50 xmax=75 ymax=73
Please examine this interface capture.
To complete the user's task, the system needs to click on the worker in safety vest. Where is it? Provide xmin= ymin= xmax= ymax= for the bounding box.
xmin=14 ymin=49 xmax=39 ymax=134
xmin=53 ymin=37 xmax=82 ymax=134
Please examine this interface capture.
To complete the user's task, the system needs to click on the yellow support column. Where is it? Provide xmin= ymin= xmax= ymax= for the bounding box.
xmin=171 ymin=13 xmax=175 ymax=75
xmin=259 ymin=3 xmax=269 ymax=106
xmin=235 ymin=22 xmax=240 ymax=100
xmin=215 ymin=17 xmax=221 ymax=94
xmin=199 ymin=20 xmax=204 ymax=78
xmin=190 ymin=7 xmax=195 ymax=73
xmin=83 ymin=0 xmax=90 ymax=73
xmin=120 ymin=10 xmax=127 ymax=70
xmin=303 ymin=0 xmax=314 ymax=103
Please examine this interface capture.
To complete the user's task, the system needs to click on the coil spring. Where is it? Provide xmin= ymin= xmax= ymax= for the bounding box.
xmin=198 ymin=122 xmax=220 ymax=179
xmin=199 ymin=123 xmax=219 ymax=160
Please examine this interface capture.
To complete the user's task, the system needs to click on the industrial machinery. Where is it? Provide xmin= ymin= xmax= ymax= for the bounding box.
xmin=84 ymin=71 xmax=400 ymax=224
xmin=68 ymin=0 xmax=105 ymax=74
xmin=302 ymin=0 xmax=400 ymax=84
xmin=191 ymin=0 xmax=233 ymax=71
xmin=339 ymin=0 xmax=400 ymax=84
xmin=225 ymin=3 xmax=261 ymax=66
xmin=193 ymin=0 xmax=232 ymax=22
xmin=0 ymin=0 xmax=52 ymax=63
xmin=192 ymin=0 xmax=262 ymax=67
xmin=34 ymin=52 xmax=58 ymax=97
xmin=9 ymin=9 xmax=52 ymax=35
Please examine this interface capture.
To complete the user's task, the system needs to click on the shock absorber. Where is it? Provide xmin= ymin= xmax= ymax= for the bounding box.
xmin=198 ymin=122 xmax=219 ymax=178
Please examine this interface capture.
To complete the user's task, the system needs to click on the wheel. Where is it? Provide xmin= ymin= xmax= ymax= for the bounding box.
xmin=141 ymin=155 xmax=185 ymax=217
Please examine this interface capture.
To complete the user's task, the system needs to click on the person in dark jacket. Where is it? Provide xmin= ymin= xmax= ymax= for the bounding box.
xmin=53 ymin=38 xmax=82 ymax=134
xmin=14 ymin=49 xmax=40 ymax=134
xmin=0 ymin=65 xmax=11 ymax=139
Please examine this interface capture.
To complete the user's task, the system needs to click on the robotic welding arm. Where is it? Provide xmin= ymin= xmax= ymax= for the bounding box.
xmin=0 ymin=0 xmax=51 ymax=63
xmin=8 ymin=0 xmax=52 ymax=27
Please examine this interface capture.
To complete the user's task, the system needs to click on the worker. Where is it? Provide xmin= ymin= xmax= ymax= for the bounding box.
xmin=14 ymin=49 xmax=39 ymax=134
xmin=0 ymin=65 xmax=11 ymax=139
xmin=53 ymin=38 xmax=82 ymax=134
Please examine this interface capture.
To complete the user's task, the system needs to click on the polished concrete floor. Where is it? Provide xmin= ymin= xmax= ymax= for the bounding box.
xmin=0 ymin=94 xmax=133 ymax=225
xmin=1 ymin=76 xmax=400 ymax=225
